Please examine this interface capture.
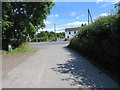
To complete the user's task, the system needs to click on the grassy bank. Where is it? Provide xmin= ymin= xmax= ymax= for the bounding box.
xmin=68 ymin=11 xmax=120 ymax=81
xmin=2 ymin=43 xmax=37 ymax=56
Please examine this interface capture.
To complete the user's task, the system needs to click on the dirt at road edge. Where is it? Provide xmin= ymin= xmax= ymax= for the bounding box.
xmin=2 ymin=49 xmax=37 ymax=78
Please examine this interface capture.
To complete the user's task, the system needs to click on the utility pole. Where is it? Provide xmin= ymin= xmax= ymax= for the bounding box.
xmin=88 ymin=9 xmax=90 ymax=25
xmin=54 ymin=23 xmax=57 ymax=41
xmin=54 ymin=23 xmax=56 ymax=33
xmin=88 ymin=8 xmax=93 ymax=25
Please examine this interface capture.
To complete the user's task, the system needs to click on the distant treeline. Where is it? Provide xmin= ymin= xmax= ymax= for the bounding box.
xmin=32 ymin=31 xmax=65 ymax=42
xmin=69 ymin=3 xmax=120 ymax=79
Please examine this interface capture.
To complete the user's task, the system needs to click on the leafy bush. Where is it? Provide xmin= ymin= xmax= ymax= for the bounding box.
xmin=69 ymin=12 xmax=120 ymax=78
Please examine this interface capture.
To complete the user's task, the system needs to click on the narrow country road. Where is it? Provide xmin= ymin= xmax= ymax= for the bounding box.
xmin=3 ymin=41 xmax=119 ymax=88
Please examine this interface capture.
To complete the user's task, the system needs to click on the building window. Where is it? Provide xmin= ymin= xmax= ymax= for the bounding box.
xmin=69 ymin=31 xmax=71 ymax=34
xmin=74 ymin=31 xmax=76 ymax=34
xmin=67 ymin=36 xmax=69 ymax=38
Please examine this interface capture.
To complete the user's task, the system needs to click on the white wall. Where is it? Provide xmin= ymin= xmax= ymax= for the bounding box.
xmin=65 ymin=30 xmax=78 ymax=39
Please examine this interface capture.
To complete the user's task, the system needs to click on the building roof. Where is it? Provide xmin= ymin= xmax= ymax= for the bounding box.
xmin=65 ymin=27 xmax=80 ymax=31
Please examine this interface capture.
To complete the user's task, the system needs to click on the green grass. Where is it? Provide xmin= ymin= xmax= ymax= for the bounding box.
xmin=2 ymin=43 xmax=37 ymax=56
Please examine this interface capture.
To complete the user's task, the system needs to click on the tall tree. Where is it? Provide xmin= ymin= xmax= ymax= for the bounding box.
xmin=2 ymin=2 xmax=55 ymax=50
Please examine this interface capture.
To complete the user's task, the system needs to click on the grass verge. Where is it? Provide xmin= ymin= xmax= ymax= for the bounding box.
xmin=68 ymin=43 xmax=120 ymax=86
xmin=1 ymin=43 xmax=37 ymax=56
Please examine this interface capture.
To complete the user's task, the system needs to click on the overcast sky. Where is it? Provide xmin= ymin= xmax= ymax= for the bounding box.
xmin=38 ymin=0 xmax=119 ymax=33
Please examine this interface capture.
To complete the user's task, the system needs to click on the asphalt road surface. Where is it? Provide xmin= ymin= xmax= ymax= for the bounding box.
xmin=2 ymin=41 xmax=119 ymax=88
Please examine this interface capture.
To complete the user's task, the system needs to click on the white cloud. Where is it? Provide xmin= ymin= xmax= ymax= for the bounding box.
xmin=96 ymin=0 xmax=105 ymax=3
xmin=48 ymin=14 xmax=59 ymax=18
xmin=100 ymin=3 xmax=108 ymax=8
xmin=111 ymin=0 xmax=120 ymax=3
xmin=56 ymin=28 xmax=64 ymax=30
xmin=99 ymin=13 xmax=111 ymax=17
xmin=76 ymin=14 xmax=85 ymax=19
xmin=38 ymin=27 xmax=64 ymax=33
xmin=70 ymin=12 xmax=76 ymax=16
xmin=53 ymin=0 xmax=119 ymax=3
xmin=94 ymin=13 xmax=111 ymax=20
xmin=64 ymin=21 xmax=88 ymax=27
xmin=44 ymin=21 xmax=52 ymax=25
xmin=76 ymin=17 xmax=80 ymax=19
xmin=96 ymin=0 xmax=120 ymax=3
xmin=38 ymin=28 xmax=53 ymax=32
xmin=55 ymin=14 xmax=59 ymax=17
xmin=81 ymin=14 xmax=85 ymax=17
xmin=38 ymin=21 xmax=88 ymax=33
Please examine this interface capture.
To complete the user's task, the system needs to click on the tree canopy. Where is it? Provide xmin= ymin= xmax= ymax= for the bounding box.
xmin=36 ymin=31 xmax=65 ymax=42
xmin=2 ymin=2 xmax=55 ymax=50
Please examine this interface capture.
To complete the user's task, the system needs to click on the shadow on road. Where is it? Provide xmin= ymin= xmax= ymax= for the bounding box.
xmin=51 ymin=47 xmax=118 ymax=88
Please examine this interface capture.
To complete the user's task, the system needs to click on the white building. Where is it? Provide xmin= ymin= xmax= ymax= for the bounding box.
xmin=65 ymin=27 xmax=80 ymax=39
